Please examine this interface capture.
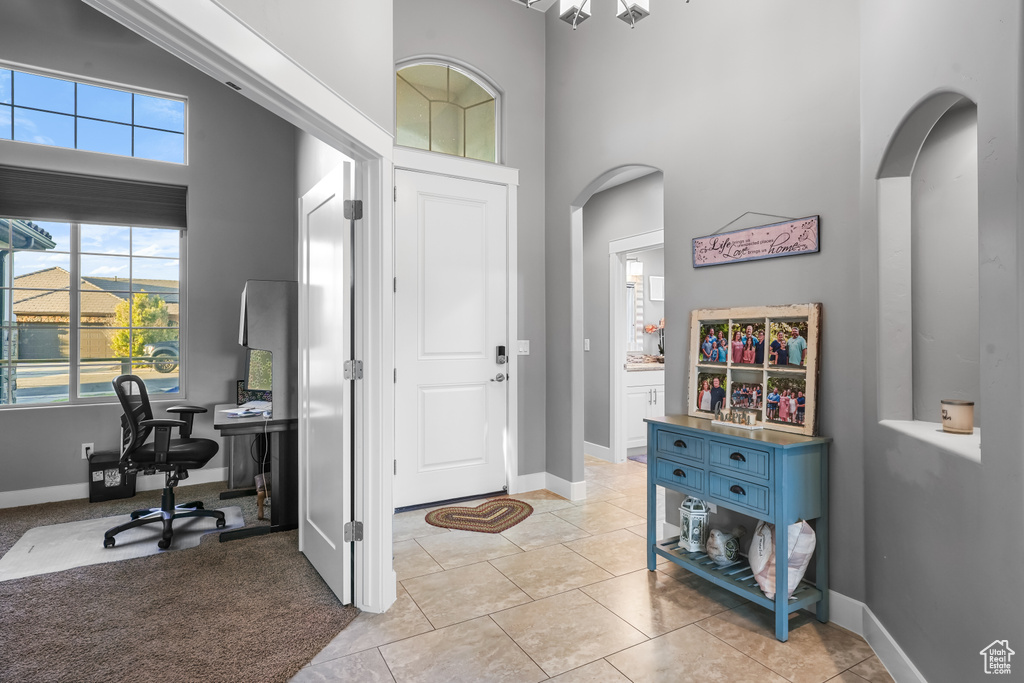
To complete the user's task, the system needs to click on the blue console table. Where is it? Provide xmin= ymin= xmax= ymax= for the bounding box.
xmin=645 ymin=415 xmax=830 ymax=642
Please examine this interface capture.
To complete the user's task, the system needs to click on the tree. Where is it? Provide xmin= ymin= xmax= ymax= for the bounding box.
xmin=109 ymin=294 xmax=177 ymax=364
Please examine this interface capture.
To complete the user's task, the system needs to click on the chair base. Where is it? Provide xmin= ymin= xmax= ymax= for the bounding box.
xmin=103 ymin=479 xmax=225 ymax=550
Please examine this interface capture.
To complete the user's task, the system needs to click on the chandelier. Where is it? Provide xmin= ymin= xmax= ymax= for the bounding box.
xmin=516 ymin=0 xmax=654 ymax=29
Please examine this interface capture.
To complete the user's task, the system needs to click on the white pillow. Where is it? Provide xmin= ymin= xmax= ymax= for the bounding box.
xmin=749 ymin=519 xmax=816 ymax=600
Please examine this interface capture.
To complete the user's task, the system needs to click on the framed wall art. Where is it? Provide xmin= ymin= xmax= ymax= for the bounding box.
xmin=688 ymin=303 xmax=822 ymax=436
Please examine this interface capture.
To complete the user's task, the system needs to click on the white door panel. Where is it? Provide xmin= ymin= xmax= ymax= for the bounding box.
xmin=299 ymin=161 xmax=353 ymax=603
xmin=395 ymin=170 xmax=508 ymax=508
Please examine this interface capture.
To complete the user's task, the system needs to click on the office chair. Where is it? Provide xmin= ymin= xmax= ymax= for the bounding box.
xmin=103 ymin=375 xmax=225 ymax=549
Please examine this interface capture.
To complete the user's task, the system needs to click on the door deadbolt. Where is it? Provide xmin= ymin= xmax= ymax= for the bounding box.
xmin=496 ymin=345 xmax=507 ymax=365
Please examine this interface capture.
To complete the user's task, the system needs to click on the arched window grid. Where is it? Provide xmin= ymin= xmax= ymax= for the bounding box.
xmin=396 ymin=59 xmax=501 ymax=164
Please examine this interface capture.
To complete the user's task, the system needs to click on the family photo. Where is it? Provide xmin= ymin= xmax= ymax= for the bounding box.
xmin=695 ymin=372 xmax=728 ymax=413
xmin=698 ymin=323 xmax=730 ymax=363
xmin=728 ymin=322 xmax=766 ymax=365
xmin=765 ymin=376 xmax=808 ymax=425
xmin=768 ymin=320 xmax=809 ymax=367
xmin=729 ymin=382 xmax=763 ymax=410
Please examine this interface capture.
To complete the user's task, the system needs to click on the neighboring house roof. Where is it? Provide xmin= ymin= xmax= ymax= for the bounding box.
xmin=0 ymin=218 xmax=57 ymax=251
xmin=12 ymin=267 xmax=179 ymax=318
xmin=82 ymin=276 xmax=179 ymax=305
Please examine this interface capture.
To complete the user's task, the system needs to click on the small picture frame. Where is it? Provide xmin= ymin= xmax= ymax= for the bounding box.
xmin=688 ymin=303 xmax=821 ymax=436
xmin=649 ymin=275 xmax=665 ymax=301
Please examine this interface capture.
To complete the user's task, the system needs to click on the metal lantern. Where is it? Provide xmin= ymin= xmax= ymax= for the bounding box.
xmin=679 ymin=496 xmax=710 ymax=552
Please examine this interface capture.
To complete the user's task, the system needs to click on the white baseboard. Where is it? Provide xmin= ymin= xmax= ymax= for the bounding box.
xmin=826 ymin=589 xmax=865 ymax=636
xmin=0 ymin=467 xmax=228 ymax=510
xmin=801 ymin=591 xmax=925 ymax=683
xmin=545 ymin=473 xmax=586 ymax=502
xmin=512 ymin=471 xmax=547 ymax=495
xmin=863 ymin=605 xmax=928 ymax=683
xmin=584 ymin=441 xmax=614 ymax=463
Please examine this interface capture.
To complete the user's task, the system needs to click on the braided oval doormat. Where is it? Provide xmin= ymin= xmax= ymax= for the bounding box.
xmin=425 ymin=499 xmax=534 ymax=533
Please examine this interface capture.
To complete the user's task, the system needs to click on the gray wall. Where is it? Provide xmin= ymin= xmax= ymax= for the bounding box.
xmin=394 ymin=0 xmax=548 ymax=477
xmin=910 ymin=104 xmax=980 ymax=423
xmin=582 ymin=174 xmax=664 ymax=448
xmin=545 ymin=0 xmax=865 ymax=599
xmin=217 ymin=0 xmax=394 ymax=134
xmin=0 ymin=0 xmax=297 ymax=493
xmin=860 ymin=2 xmax=1023 ymax=680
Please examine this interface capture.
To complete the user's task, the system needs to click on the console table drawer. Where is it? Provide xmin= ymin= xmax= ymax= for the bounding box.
xmin=654 ymin=430 xmax=703 ymax=462
xmin=708 ymin=472 xmax=770 ymax=516
xmin=655 ymin=457 xmax=704 ymax=495
xmin=709 ymin=441 xmax=770 ymax=480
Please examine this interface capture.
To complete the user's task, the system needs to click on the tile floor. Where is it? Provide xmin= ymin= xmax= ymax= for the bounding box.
xmin=292 ymin=455 xmax=893 ymax=683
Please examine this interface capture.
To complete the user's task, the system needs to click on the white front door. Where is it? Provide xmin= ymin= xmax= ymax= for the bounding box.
xmin=394 ymin=169 xmax=509 ymax=508
xmin=298 ymin=161 xmax=353 ymax=603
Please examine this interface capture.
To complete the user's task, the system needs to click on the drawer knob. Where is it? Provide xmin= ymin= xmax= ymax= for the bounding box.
xmin=729 ymin=484 xmax=746 ymax=495
xmin=729 ymin=452 xmax=746 ymax=462
xmin=674 ymin=439 xmax=686 ymax=448
xmin=673 ymin=468 xmax=686 ymax=478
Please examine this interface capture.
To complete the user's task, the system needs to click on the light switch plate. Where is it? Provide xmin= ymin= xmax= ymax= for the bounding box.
xmin=517 ymin=340 xmax=530 ymax=355
xmin=584 ymin=339 xmax=591 ymax=351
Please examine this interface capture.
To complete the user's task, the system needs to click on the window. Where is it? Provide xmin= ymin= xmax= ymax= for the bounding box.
xmin=0 ymin=66 xmax=185 ymax=164
xmin=0 ymin=219 xmax=182 ymax=405
xmin=396 ymin=62 xmax=498 ymax=163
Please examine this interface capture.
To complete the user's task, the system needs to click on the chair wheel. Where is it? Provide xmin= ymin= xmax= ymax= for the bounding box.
xmin=158 ymin=538 xmax=171 ymax=550
xmin=104 ymin=537 xmax=116 ymax=548
xmin=216 ymin=518 xmax=226 ymax=528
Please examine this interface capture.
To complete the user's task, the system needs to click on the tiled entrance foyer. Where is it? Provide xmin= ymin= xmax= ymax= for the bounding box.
xmin=293 ymin=456 xmax=892 ymax=683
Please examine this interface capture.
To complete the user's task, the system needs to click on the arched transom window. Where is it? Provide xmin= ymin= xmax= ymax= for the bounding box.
xmin=396 ymin=62 xmax=497 ymax=163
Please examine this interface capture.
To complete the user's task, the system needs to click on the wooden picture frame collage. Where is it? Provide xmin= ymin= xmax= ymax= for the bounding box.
xmin=688 ymin=303 xmax=821 ymax=436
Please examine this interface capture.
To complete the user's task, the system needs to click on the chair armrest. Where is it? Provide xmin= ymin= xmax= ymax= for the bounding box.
xmin=167 ymin=405 xmax=207 ymax=414
xmin=140 ymin=418 xmax=186 ymax=462
xmin=166 ymin=405 xmax=206 ymax=438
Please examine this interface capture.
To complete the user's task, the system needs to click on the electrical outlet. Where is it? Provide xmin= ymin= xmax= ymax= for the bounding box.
xmin=82 ymin=443 xmax=94 ymax=460
xmin=584 ymin=338 xmax=591 ymax=351
xmin=707 ymin=503 xmax=718 ymax=514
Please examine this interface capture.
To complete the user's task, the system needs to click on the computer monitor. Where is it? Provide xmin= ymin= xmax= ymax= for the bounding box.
xmin=244 ymin=348 xmax=273 ymax=392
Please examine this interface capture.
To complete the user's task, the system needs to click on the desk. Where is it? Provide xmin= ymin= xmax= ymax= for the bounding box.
xmin=213 ymin=403 xmax=298 ymax=542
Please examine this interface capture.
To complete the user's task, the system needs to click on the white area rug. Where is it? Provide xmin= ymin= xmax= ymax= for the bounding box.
xmin=0 ymin=506 xmax=244 ymax=581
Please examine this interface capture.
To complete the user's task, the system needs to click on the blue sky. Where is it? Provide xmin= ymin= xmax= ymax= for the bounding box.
xmin=0 ymin=68 xmax=184 ymax=163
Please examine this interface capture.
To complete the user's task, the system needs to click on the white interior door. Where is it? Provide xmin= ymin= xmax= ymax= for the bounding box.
xmin=394 ymin=169 xmax=508 ymax=508
xmin=299 ymin=161 xmax=353 ymax=603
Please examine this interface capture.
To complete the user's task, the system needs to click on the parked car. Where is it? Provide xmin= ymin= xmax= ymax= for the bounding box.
xmin=144 ymin=340 xmax=179 ymax=373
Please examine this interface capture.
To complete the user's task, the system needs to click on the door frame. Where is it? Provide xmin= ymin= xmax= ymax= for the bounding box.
xmin=392 ymin=147 xmax=521 ymax=496
xmin=609 ymin=230 xmax=664 ymax=464
xmin=83 ymin=0 xmax=397 ymax=614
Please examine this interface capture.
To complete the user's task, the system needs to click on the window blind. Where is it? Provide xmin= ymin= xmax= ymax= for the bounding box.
xmin=0 ymin=165 xmax=187 ymax=229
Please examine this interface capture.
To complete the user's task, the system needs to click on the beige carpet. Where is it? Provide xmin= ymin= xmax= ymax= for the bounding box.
xmin=0 ymin=483 xmax=359 ymax=683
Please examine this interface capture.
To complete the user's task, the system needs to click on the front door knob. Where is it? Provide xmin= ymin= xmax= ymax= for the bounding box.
xmin=491 ymin=373 xmax=506 ymax=382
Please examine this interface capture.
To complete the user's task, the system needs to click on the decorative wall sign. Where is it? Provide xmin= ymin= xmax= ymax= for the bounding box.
xmin=688 ymin=303 xmax=822 ymax=436
xmin=692 ymin=215 xmax=820 ymax=268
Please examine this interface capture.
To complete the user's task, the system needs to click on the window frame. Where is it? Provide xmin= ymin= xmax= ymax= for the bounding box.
xmin=0 ymin=221 xmax=187 ymax=408
xmin=0 ymin=60 xmax=188 ymax=165
xmin=395 ymin=57 xmax=503 ymax=164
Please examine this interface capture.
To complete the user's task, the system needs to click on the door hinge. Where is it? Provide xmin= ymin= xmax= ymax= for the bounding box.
xmin=344 ymin=360 xmax=364 ymax=380
xmin=394 ymin=369 xmax=397 ymax=383
xmin=393 ymin=277 xmax=397 ymax=293
xmin=394 ymin=459 xmax=397 ymax=475
xmin=394 ymin=186 xmax=397 ymax=202
xmin=343 ymin=520 xmax=363 ymax=542
xmin=343 ymin=199 xmax=363 ymax=220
